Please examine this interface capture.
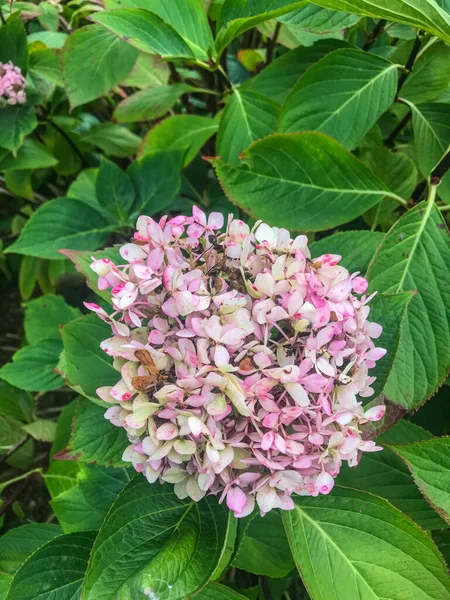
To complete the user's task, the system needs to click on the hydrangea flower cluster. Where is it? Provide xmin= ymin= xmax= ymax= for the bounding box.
xmin=0 ymin=61 xmax=27 ymax=105
xmin=87 ymin=207 xmax=386 ymax=517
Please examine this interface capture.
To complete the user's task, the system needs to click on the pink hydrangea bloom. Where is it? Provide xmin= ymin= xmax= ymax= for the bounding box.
xmin=87 ymin=206 xmax=386 ymax=517
xmin=0 ymin=62 xmax=27 ymax=105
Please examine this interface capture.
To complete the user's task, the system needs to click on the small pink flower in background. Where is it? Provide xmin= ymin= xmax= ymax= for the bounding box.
xmin=0 ymin=62 xmax=27 ymax=105
xmin=87 ymin=206 xmax=386 ymax=517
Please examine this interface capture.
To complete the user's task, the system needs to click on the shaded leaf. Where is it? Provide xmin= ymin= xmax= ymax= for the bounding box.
xmin=0 ymin=340 xmax=63 ymax=392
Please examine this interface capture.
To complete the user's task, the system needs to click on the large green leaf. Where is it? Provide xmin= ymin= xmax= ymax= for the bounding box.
xmin=60 ymin=246 xmax=121 ymax=305
xmin=127 ymin=151 xmax=183 ymax=217
xmin=405 ymin=102 xmax=450 ymax=177
xmin=0 ymin=139 xmax=57 ymax=171
xmin=231 ymin=510 xmax=294 ymax=578
xmin=311 ymin=0 xmax=450 ymax=44
xmin=0 ymin=19 xmax=28 ymax=73
xmin=83 ymin=478 xmax=235 ymax=600
xmin=81 ymin=123 xmax=141 ymax=158
xmin=279 ymin=5 xmax=361 ymax=31
xmin=6 ymin=198 xmax=116 ymax=260
xmin=283 ymin=487 xmax=450 ymax=600
xmin=93 ymin=9 xmax=195 ymax=59
xmin=364 ymin=291 xmax=413 ymax=399
xmin=194 ymin=583 xmax=248 ymax=600
xmin=61 ymin=25 xmax=138 ymax=108
xmin=360 ymin=148 xmax=418 ymax=230
xmin=246 ymin=39 xmax=350 ymax=104
xmin=96 ymin=158 xmax=135 ymax=225
xmin=29 ymin=48 xmax=63 ymax=87
xmin=0 ymin=340 xmax=63 ymax=392
xmin=68 ymin=400 xmax=128 ymax=467
xmin=214 ymin=133 xmax=394 ymax=232
xmin=61 ymin=315 xmax=117 ymax=399
xmin=402 ymin=41 xmax=450 ymax=104
xmin=0 ymin=105 xmax=37 ymax=153
xmin=338 ymin=421 xmax=446 ymax=529
xmin=139 ymin=115 xmax=218 ymax=166
xmin=0 ymin=381 xmax=33 ymax=423
xmin=217 ymin=89 xmax=280 ymax=165
xmin=6 ymin=531 xmax=96 ymax=600
xmin=0 ymin=523 xmax=62 ymax=575
xmin=390 ymin=437 xmax=450 ymax=525
xmin=24 ymin=295 xmax=80 ymax=346
xmin=114 ymin=84 xmax=201 ymax=123
xmin=279 ymin=49 xmax=398 ymax=149
xmin=215 ymin=0 xmax=307 ymax=56
xmin=367 ymin=200 xmax=450 ymax=409
xmin=310 ymin=230 xmax=384 ymax=274
xmin=51 ymin=464 xmax=131 ymax=532
xmin=103 ymin=0 xmax=214 ymax=61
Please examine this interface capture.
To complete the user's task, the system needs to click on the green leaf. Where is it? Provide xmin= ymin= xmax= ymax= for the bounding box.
xmin=122 ymin=52 xmax=170 ymax=89
xmin=310 ymin=230 xmax=384 ymax=274
xmin=390 ymin=437 xmax=450 ymax=525
xmin=246 ymin=39 xmax=350 ymax=104
xmin=215 ymin=0 xmax=307 ymax=57
xmin=51 ymin=464 xmax=130 ymax=532
xmin=217 ymin=89 xmax=280 ymax=165
xmin=103 ymin=0 xmax=214 ymax=61
xmin=27 ymin=30 xmax=68 ymax=48
xmin=337 ymin=422 xmax=446 ymax=530
xmin=61 ymin=315 xmax=117 ymax=399
xmin=81 ymin=123 xmax=141 ymax=157
xmin=83 ymin=478 xmax=234 ymax=600
xmin=6 ymin=531 xmax=96 ymax=600
xmin=0 ymin=523 xmax=62 ymax=574
xmin=50 ymin=398 xmax=78 ymax=460
xmin=6 ymin=198 xmax=115 ymax=260
xmin=0 ymin=19 xmax=28 ymax=73
xmin=96 ymin=158 xmax=135 ymax=224
xmin=68 ymin=400 xmax=128 ymax=467
xmin=127 ymin=151 xmax=182 ymax=218
xmin=194 ymin=583 xmax=248 ymax=600
xmin=0 ymin=381 xmax=33 ymax=423
xmin=214 ymin=133 xmax=391 ymax=232
xmin=29 ymin=48 xmax=63 ymax=87
xmin=0 ymin=340 xmax=63 ymax=392
xmin=0 ymin=415 xmax=25 ymax=452
xmin=114 ymin=83 xmax=201 ymax=123
xmin=60 ymin=246 xmax=121 ymax=305
xmin=18 ymin=256 xmax=40 ymax=301
xmin=0 ymin=139 xmax=57 ymax=171
xmin=360 ymin=148 xmax=417 ymax=230
xmin=24 ymin=294 xmax=80 ymax=345
xmin=311 ymin=0 xmax=450 ymax=44
xmin=279 ymin=49 xmax=398 ymax=149
xmin=367 ymin=201 xmax=450 ymax=409
xmin=44 ymin=460 xmax=80 ymax=498
xmin=93 ymin=9 xmax=195 ymax=59
xmin=67 ymin=168 xmax=98 ymax=205
xmin=61 ymin=24 xmax=138 ymax=108
xmin=279 ymin=5 xmax=361 ymax=31
xmin=283 ymin=487 xmax=450 ymax=600
xmin=406 ymin=102 xmax=450 ymax=177
xmin=139 ymin=115 xmax=218 ymax=166
xmin=0 ymin=573 xmax=12 ymax=600
xmin=22 ymin=419 xmax=57 ymax=442
xmin=364 ymin=291 xmax=414 ymax=399
xmin=402 ymin=41 xmax=450 ymax=104
xmin=231 ymin=510 xmax=294 ymax=578
xmin=0 ymin=105 xmax=37 ymax=153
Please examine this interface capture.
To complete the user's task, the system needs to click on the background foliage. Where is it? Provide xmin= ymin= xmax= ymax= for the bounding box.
xmin=0 ymin=1 xmax=449 ymax=599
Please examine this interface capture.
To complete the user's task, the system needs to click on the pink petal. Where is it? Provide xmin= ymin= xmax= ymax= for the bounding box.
xmin=226 ymin=487 xmax=247 ymax=513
